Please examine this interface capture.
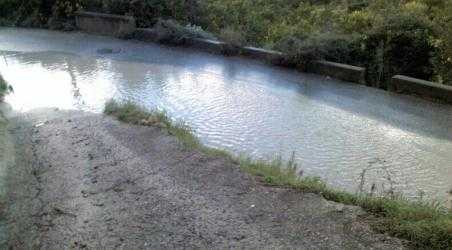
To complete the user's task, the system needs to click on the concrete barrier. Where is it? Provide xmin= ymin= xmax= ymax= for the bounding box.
xmin=307 ymin=60 xmax=366 ymax=85
xmin=187 ymin=38 xmax=226 ymax=54
xmin=390 ymin=75 xmax=452 ymax=103
xmin=75 ymin=11 xmax=136 ymax=38
xmin=241 ymin=47 xmax=285 ymax=63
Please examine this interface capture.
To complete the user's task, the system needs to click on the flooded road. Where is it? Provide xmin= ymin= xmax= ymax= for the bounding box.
xmin=0 ymin=28 xmax=451 ymax=200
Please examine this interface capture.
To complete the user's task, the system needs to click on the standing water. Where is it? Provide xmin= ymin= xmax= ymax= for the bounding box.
xmin=1 ymin=28 xmax=451 ymax=201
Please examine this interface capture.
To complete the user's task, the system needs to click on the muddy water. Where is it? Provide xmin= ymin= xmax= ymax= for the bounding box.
xmin=0 ymin=28 xmax=451 ymax=201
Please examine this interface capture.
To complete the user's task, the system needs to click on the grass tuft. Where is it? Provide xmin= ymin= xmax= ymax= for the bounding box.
xmin=104 ymin=100 xmax=452 ymax=249
xmin=104 ymin=100 xmax=200 ymax=149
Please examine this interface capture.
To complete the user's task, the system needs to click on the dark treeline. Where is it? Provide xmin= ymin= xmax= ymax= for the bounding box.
xmin=1 ymin=0 xmax=451 ymax=87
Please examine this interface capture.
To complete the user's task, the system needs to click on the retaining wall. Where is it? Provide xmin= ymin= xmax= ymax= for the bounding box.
xmin=75 ymin=11 xmax=136 ymax=38
xmin=390 ymin=75 xmax=452 ymax=103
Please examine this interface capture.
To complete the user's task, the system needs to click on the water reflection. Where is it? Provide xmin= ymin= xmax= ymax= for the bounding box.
xmin=0 ymin=28 xmax=451 ymax=201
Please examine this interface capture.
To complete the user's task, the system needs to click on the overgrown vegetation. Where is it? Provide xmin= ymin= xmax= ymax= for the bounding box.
xmin=1 ymin=0 xmax=451 ymax=86
xmin=105 ymin=100 xmax=452 ymax=249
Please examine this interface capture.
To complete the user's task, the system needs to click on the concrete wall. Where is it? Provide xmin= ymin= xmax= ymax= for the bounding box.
xmin=187 ymin=38 xmax=226 ymax=54
xmin=75 ymin=11 xmax=136 ymax=38
xmin=241 ymin=47 xmax=285 ymax=64
xmin=307 ymin=60 xmax=366 ymax=85
xmin=390 ymin=75 xmax=452 ymax=103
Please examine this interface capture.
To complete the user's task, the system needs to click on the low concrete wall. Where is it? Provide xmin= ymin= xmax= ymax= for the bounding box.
xmin=75 ymin=11 xmax=136 ymax=38
xmin=307 ymin=60 xmax=366 ymax=85
xmin=390 ymin=75 xmax=452 ymax=103
xmin=187 ymin=38 xmax=226 ymax=54
xmin=241 ymin=47 xmax=285 ymax=64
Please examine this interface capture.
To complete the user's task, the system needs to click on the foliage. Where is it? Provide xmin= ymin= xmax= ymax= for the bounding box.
xmin=105 ymin=101 xmax=452 ymax=249
xmin=362 ymin=2 xmax=436 ymax=86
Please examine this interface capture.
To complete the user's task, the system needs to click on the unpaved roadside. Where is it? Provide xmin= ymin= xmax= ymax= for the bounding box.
xmin=3 ymin=108 xmax=405 ymax=249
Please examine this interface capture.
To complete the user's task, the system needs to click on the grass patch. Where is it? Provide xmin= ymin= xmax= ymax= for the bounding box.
xmin=104 ymin=100 xmax=200 ymax=149
xmin=104 ymin=100 xmax=452 ymax=249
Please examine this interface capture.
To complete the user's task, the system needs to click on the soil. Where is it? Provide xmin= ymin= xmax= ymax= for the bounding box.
xmin=3 ymin=108 xmax=405 ymax=249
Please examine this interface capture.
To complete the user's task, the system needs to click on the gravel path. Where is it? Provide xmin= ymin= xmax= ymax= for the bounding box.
xmin=4 ymin=109 xmax=404 ymax=249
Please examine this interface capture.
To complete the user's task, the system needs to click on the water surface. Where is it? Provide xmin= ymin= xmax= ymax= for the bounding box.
xmin=1 ymin=28 xmax=451 ymax=201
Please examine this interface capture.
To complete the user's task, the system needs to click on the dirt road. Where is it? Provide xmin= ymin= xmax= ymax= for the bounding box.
xmin=3 ymin=108 xmax=404 ymax=249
